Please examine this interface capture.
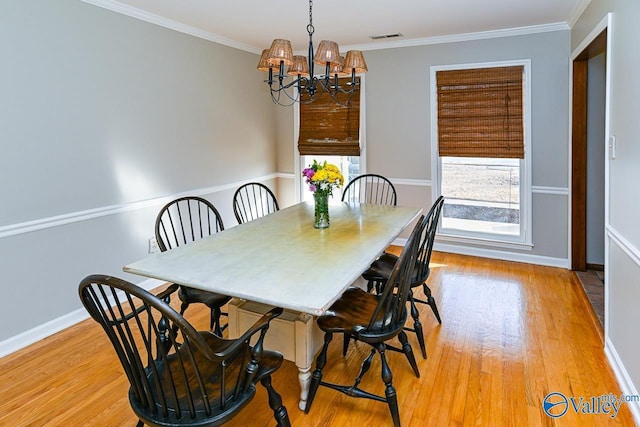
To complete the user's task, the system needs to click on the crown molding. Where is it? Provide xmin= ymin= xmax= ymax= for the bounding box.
xmin=82 ymin=1 xmax=570 ymax=56
xmin=566 ymin=0 xmax=592 ymax=28
xmin=80 ymin=0 xmax=261 ymax=54
xmin=342 ymin=22 xmax=571 ymax=52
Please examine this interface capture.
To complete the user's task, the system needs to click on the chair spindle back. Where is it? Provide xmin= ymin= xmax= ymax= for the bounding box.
xmin=366 ymin=215 xmax=426 ymax=338
xmin=341 ymin=174 xmax=397 ymax=206
xmin=155 ymin=196 xmax=224 ymax=251
xmin=413 ymin=196 xmax=445 ymax=283
xmin=79 ymin=275 xmax=281 ymax=425
xmin=233 ymin=183 xmax=279 ymax=224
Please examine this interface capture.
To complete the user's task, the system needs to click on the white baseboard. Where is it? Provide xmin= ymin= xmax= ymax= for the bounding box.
xmin=434 ymin=242 xmax=569 ymax=268
xmin=391 ymin=238 xmax=569 ymax=268
xmin=0 ymin=278 xmax=163 ymax=358
xmin=605 ymin=337 xmax=640 ymax=424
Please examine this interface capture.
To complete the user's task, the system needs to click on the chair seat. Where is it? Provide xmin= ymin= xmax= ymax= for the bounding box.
xmin=318 ymin=287 xmax=401 ymax=343
xmin=134 ymin=332 xmax=284 ymax=424
xmin=179 ymin=286 xmax=232 ymax=308
xmin=363 ymin=255 xmax=429 ymax=289
xmin=198 ymin=332 xmax=284 ymax=379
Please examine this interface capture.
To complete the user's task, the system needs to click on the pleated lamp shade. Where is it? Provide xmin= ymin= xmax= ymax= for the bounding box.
xmin=314 ymin=40 xmax=341 ymax=65
xmin=344 ymin=50 xmax=368 ymax=74
xmin=257 ymin=49 xmax=277 ymax=72
xmin=267 ymin=39 xmax=294 ymax=66
xmin=287 ymin=55 xmax=310 ymax=76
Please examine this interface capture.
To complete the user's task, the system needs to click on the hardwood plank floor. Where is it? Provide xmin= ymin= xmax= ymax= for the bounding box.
xmin=0 ymin=251 xmax=634 ymax=426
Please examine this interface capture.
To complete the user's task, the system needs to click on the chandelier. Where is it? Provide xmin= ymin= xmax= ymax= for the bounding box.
xmin=257 ymin=0 xmax=367 ymax=106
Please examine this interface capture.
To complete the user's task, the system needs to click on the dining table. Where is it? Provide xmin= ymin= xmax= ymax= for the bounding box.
xmin=124 ymin=200 xmax=422 ymax=409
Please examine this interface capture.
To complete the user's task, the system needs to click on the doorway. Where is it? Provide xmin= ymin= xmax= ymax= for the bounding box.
xmin=571 ymin=21 xmax=610 ymax=329
xmin=571 ymin=29 xmax=607 ymax=272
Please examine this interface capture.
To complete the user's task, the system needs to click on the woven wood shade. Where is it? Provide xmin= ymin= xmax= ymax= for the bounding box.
xmin=298 ymin=77 xmax=360 ymax=156
xmin=436 ymin=66 xmax=524 ymax=159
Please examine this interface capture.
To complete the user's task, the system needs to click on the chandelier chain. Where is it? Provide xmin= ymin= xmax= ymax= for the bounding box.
xmin=307 ymin=0 xmax=314 ymax=35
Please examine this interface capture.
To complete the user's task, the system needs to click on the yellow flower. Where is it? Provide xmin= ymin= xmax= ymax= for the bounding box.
xmin=302 ymin=160 xmax=344 ymax=196
xmin=313 ymin=169 xmax=329 ymax=182
xmin=325 ymin=164 xmax=341 ymax=174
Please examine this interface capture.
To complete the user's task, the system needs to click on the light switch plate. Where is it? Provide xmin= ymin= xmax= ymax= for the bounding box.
xmin=609 ymin=135 xmax=616 ymax=159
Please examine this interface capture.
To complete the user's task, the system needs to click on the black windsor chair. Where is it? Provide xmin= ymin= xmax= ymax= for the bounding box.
xmin=362 ymin=196 xmax=445 ymax=359
xmin=232 ymin=182 xmax=279 ymax=224
xmin=155 ymin=196 xmax=230 ymax=335
xmin=341 ymin=173 xmax=397 ymax=206
xmin=79 ymin=275 xmax=290 ymax=427
xmin=304 ymin=214 xmax=427 ymax=427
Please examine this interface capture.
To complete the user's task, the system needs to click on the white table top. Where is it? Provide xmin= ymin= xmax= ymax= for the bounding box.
xmin=124 ymin=201 xmax=421 ymax=316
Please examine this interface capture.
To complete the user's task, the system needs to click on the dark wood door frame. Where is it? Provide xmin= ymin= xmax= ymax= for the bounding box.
xmin=571 ymin=29 xmax=607 ymax=271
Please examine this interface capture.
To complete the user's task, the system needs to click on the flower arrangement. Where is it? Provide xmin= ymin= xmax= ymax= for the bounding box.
xmin=302 ymin=160 xmax=345 ymax=196
xmin=302 ymin=160 xmax=344 ymax=228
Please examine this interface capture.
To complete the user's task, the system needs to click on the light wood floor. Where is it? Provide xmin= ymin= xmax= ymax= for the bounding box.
xmin=0 ymin=251 xmax=634 ymax=426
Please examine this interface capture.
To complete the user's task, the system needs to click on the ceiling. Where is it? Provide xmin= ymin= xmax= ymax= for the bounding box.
xmin=89 ymin=0 xmax=587 ymax=53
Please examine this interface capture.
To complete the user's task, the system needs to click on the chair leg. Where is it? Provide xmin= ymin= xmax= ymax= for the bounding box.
xmin=211 ymin=306 xmax=222 ymax=335
xmin=342 ymin=334 xmax=350 ymax=356
xmin=305 ymin=332 xmax=333 ymax=413
xmin=179 ymin=302 xmax=189 ymax=316
xmin=422 ymin=283 xmax=442 ymax=324
xmin=354 ymin=348 xmax=376 ymax=388
xmin=377 ymin=343 xmax=401 ymax=427
xmin=136 ymin=421 xmax=144 ymax=427
xmin=260 ymin=375 xmax=291 ymax=427
xmin=408 ymin=291 xmax=427 ymax=359
xmin=397 ymin=331 xmax=420 ymax=378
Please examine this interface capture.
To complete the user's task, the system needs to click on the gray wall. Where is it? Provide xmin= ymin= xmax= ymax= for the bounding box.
xmin=5 ymin=5 xmax=638 ymax=415
xmin=277 ymin=30 xmax=572 ymax=261
xmin=586 ymin=53 xmax=606 ymax=266
xmin=573 ymin=0 xmax=640 ymax=415
xmin=0 ymin=0 xmax=277 ymax=341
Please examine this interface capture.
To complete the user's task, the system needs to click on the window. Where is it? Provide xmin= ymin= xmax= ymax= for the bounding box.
xmin=431 ymin=62 xmax=531 ymax=246
xmin=298 ymin=77 xmax=361 ymax=157
xmin=299 ymin=155 xmax=359 ymax=202
xmin=296 ymin=77 xmax=365 ymax=202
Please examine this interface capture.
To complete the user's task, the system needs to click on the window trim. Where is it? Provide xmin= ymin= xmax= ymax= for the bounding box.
xmin=294 ymin=76 xmax=367 ymax=202
xmin=430 ymin=60 xmax=532 ymax=248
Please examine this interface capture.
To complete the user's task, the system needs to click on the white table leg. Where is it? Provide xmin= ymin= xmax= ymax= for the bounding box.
xmin=228 ymin=299 xmax=324 ymax=411
xmin=297 ymin=365 xmax=312 ymax=410
xmin=294 ymin=312 xmax=323 ymax=410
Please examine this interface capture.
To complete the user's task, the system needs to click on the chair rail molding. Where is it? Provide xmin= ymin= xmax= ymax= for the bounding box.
xmin=0 ymin=173 xmax=280 ymax=240
xmin=531 ymin=185 xmax=569 ymax=195
xmin=607 ymin=224 xmax=640 ymax=267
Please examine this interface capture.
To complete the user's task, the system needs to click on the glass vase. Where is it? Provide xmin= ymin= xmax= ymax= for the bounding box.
xmin=313 ymin=192 xmax=330 ymax=229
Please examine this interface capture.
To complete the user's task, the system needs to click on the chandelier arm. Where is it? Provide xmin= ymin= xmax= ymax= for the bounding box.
xmin=332 ymin=72 xmax=360 ymax=95
xmin=274 ymin=75 xmax=304 ymax=92
xmin=260 ymin=0 xmax=365 ymax=106
xmin=270 ymin=84 xmax=298 ymax=106
xmin=270 ymin=75 xmax=320 ymax=106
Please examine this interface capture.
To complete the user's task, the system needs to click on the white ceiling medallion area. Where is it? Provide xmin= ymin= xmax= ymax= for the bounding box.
xmin=81 ymin=0 xmax=589 ymax=54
